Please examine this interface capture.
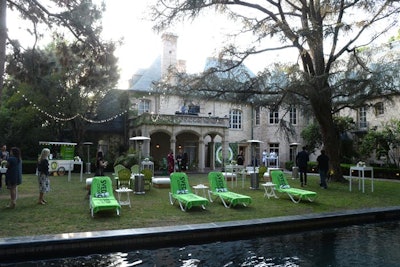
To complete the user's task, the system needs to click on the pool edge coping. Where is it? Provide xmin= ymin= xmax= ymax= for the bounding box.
xmin=1 ymin=206 xmax=400 ymax=262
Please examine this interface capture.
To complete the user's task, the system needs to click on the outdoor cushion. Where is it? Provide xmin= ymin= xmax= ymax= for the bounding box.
xmin=208 ymin=171 xmax=252 ymax=208
xmin=90 ymin=176 xmax=121 ymax=217
xmin=169 ymin=172 xmax=209 ymax=211
xmin=270 ymin=170 xmax=317 ymax=203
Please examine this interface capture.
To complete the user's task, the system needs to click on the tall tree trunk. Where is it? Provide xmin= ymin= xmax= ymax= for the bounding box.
xmin=310 ymin=82 xmax=346 ymax=182
xmin=0 ymin=0 xmax=7 ymax=106
xmin=300 ymin=35 xmax=347 ymax=182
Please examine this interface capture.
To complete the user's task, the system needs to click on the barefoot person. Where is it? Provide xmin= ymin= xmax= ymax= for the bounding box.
xmin=37 ymin=148 xmax=50 ymax=205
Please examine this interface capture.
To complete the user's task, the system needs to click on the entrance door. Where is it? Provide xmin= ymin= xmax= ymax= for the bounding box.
xmin=184 ymin=144 xmax=197 ymax=170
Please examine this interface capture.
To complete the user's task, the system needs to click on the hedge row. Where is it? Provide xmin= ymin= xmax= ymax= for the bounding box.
xmin=20 ymin=160 xmax=112 ymax=174
xmin=285 ymin=161 xmax=400 ymax=180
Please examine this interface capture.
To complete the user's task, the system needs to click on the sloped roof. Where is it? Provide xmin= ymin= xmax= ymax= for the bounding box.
xmin=128 ymin=55 xmax=256 ymax=93
xmin=129 ymin=56 xmax=161 ymax=91
xmin=204 ymin=57 xmax=256 ymax=80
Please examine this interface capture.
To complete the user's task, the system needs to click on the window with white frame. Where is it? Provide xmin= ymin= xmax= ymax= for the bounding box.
xmin=229 ymin=109 xmax=242 ymax=129
xmin=269 ymin=109 xmax=279 ymax=124
xmin=255 ymin=106 xmax=260 ymax=126
xmin=269 ymin=143 xmax=279 ymax=155
xmin=138 ymin=99 xmax=150 ymax=115
xmin=374 ymin=102 xmax=384 ymax=116
xmin=289 ymin=106 xmax=297 ymax=124
xmin=358 ymin=107 xmax=367 ymax=128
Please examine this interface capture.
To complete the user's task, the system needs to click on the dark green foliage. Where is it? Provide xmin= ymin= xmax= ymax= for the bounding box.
xmin=300 ymin=122 xmax=322 ymax=153
xmin=113 ymin=154 xmax=138 ymax=169
xmin=0 ymin=1 xmax=120 ymax=159
xmin=359 ymin=119 xmax=400 ymax=168
xmin=2 ymin=40 xmax=119 ymax=159
xmin=285 ymin=161 xmax=294 ymax=171
xmin=258 ymin=166 xmax=267 ymax=179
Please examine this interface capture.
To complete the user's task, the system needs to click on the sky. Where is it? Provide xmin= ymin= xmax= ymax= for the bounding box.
xmin=99 ymin=0 xmax=262 ymax=88
xmin=101 ymin=1 xmax=399 ymax=89
xmin=7 ymin=1 xmax=399 ymax=89
xmin=9 ymin=0 xmax=247 ymax=89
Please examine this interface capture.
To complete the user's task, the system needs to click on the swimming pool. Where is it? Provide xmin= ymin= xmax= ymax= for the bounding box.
xmin=4 ymin=220 xmax=399 ymax=266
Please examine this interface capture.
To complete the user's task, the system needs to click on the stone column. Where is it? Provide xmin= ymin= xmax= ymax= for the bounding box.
xmin=222 ymin=128 xmax=230 ymax=168
xmin=198 ymin=137 xmax=205 ymax=172
xmin=170 ymin=138 xmax=176 ymax=156
xmin=222 ymin=139 xmax=229 ymax=168
xmin=209 ymin=134 xmax=216 ymax=170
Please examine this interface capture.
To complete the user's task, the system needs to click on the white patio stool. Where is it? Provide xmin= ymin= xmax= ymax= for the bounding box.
xmin=152 ymin=177 xmax=170 ymax=188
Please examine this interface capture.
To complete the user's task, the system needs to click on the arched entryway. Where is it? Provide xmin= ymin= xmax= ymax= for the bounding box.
xmin=150 ymin=131 xmax=171 ymax=171
xmin=175 ymin=131 xmax=199 ymax=171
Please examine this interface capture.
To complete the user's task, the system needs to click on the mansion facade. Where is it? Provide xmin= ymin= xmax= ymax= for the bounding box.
xmin=125 ymin=34 xmax=399 ymax=171
xmin=126 ymin=33 xmax=309 ymax=172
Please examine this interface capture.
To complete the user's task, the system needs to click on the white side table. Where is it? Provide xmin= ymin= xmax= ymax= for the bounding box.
xmin=261 ymin=182 xmax=278 ymax=199
xmin=115 ymin=188 xmax=133 ymax=207
xmin=349 ymin=166 xmax=374 ymax=193
xmin=221 ymin=172 xmax=237 ymax=188
xmin=192 ymin=184 xmax=209 ymax=198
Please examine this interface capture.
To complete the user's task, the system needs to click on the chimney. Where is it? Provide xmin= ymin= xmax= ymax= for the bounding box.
xmin=161 ymin=33 xmax=178 ymax=79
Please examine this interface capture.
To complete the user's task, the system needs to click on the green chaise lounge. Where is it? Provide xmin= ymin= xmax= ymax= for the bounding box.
xmin=90 ymin=176 xmax=121 ymax=217
xmin=271 ymin=170 xmax=317 ymax=203
xmin=208 ymin=171 xmax=252 ymax=208
xmin=169 ymin=172 xmax=209 ymax=211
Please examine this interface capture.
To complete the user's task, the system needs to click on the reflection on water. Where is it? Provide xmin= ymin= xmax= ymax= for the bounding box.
xmin=3 ymin=221 xmax=400 ymax=267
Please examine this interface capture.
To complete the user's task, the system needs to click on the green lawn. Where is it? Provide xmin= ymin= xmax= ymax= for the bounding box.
xmin=1 ymin=172 xmax=399 ymax=238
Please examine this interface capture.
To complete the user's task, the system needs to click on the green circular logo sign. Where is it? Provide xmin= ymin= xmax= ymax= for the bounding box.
xmin=51 ymin=162 xmax=58 ymax=170
xmin=216 ymin=146 xmax=233 ymax=164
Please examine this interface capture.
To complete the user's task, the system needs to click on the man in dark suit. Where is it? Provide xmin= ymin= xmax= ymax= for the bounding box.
xmin=296 ymin=146 xmax=309 ymax=187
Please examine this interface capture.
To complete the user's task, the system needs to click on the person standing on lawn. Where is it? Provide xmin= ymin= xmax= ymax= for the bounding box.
xmin=167 ymin=150 xmax=175 ymax=174
xmin=95 ymin=151 xmax=107 ymax=176
xmin=5 ymin=147 xmax=22 ymax=208
xmin=317 ymin=150 xmax=329 ymax=189
xmin=0 ymin=144 xmax=9 ymax=189
xmin=296 ymin=146 xmax=309 ymax=187
xmin=262 ymin=149 xmax=267 ymax=166
xmin=37 ymin=148 xmax=50 ymax=205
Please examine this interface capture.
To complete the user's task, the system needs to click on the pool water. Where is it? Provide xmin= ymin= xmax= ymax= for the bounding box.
xmin=3 ymin=220 xmax=400 ymax=267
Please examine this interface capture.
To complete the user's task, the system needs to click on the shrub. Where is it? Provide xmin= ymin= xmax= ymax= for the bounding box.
xmin=258 ymin=166 xmax=267 ymax=179
xmin=285 ymin=161 xmax=294 ymax=171
xmin=22 ymin=160 xmax=38 ymax=174
xmin=114 ymin=154 xmax=138 ymax=168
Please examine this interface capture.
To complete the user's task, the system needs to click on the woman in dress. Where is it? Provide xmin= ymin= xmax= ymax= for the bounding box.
xmin=37 ymin=148 xmax=50 ymax=205
xmin=167 ymin=150 xmax=175 ymax=174
xmin=5 ymin=147 xmax=22 ymax=208
xmin=95 ymin=151 xmax=108 ymax=176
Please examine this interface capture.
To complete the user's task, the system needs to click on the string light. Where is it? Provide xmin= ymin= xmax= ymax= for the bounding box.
xmin=18 ymin=91 xmax=128 ymax=123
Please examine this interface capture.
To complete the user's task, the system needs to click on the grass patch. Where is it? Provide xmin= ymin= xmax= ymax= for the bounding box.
xmin=0 ymin=172 xmax=399 ymax=238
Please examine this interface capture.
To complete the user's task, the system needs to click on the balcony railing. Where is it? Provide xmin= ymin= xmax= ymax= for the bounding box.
xmin=131 ymin=113 xmax=229 ymax=128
